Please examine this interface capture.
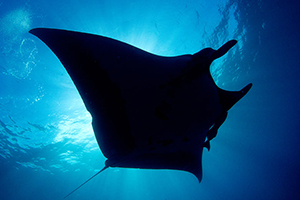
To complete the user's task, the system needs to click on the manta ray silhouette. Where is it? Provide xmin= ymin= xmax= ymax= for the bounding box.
xmin=30 ymin=28 xmax=252 ymax=197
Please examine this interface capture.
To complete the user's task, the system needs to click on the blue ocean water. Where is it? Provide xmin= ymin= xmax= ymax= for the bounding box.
xmin=0 ymin=0 xmax=299 ymax=199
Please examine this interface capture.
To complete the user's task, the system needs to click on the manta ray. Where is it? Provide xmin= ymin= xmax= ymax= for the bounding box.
xmin=29 ymin=28 xmax=252 ymax=197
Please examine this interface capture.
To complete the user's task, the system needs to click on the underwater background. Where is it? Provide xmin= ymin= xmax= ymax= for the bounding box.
xmin=0 ymin=0 xmax=299 ymax=199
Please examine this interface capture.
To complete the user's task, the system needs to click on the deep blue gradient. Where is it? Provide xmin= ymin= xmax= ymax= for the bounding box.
xmin=1 ymin=0 xmax=299 ymax=199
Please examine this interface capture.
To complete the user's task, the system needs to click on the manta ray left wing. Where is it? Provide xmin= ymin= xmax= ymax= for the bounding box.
xmin=30 ymin=28 xmax=252 ymax=193
xmin=30 ymin=28 xmax=193 ymax=159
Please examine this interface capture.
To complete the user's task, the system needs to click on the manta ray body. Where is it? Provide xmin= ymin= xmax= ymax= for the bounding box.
xmin=30 ymin=28 xmax=252 ymax=190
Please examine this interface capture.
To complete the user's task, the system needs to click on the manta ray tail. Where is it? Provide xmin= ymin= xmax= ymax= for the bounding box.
xmin=63 ymin=165 xmax=109 ymax=199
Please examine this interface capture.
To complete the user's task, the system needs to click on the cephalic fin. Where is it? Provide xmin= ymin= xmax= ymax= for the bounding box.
xmin=218 ymin=83 xmax=252 ymax=111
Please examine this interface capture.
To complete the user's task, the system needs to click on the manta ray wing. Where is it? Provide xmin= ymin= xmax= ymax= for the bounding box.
xmin=30 ymin=28 xmax=192 ymax=158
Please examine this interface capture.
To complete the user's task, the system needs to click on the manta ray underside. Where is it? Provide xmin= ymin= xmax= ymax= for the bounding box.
xmin=30 ymin=28 xmax=252 ymax=196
